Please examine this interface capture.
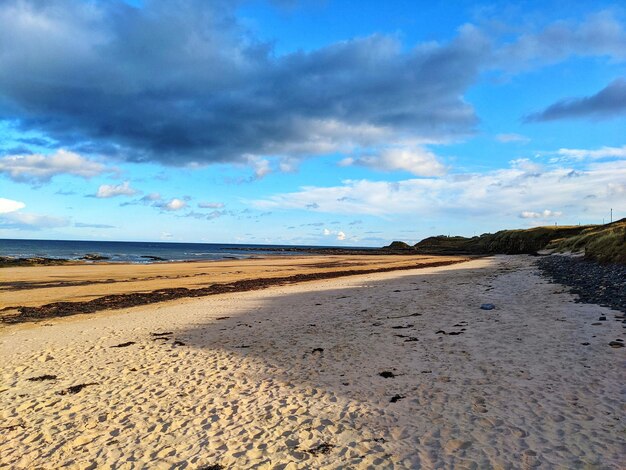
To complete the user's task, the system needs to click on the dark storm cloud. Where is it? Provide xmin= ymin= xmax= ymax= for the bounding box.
xmin=0 ymin=0 xmax=485 ymax=165
xmin=3 ymin=2 xmax=624 ymax=166
xmin=525 ymin=78 xmax=626 ymax=122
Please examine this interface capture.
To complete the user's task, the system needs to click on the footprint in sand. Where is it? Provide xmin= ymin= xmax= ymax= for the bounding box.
xmin=472 ymin=396 xmax=488 ymax=413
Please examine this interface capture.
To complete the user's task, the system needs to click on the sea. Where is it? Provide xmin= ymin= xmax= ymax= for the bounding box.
xmin=0 ymin=239 xmax=362 ymax=263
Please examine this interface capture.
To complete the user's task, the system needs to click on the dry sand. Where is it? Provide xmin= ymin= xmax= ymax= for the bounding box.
xmin=1 ymin=255 xmax=624 ymax=469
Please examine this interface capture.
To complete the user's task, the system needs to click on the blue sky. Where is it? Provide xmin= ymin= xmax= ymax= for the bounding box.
xmin=0 ymin=0 xmax=625 ymax=246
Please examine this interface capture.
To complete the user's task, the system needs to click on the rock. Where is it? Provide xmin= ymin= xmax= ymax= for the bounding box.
xmin=80 ymin=253 xmax=110 ymax=261
xmin=537 ymin=257 xmax=626 ymax=314
xmin=599 ymin=316 xmax=607 ymax=321
xmin=379 ymin=371 xmax=396 ymax=378
xmin=609 ymin=341 xmax=624 ymax=348
xmin=480 ymin=303 xmax=496 ymax=310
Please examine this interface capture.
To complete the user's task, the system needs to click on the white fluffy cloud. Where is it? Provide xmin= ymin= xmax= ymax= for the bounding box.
xmin=0 ymin=197 xmax=25 ymax=214
xmin=520 ymin=210 xmax=563 ymax=219
xmin=0 ymin=149 xmax=113 ymax=184
xmin=340 ymin=147 xmax=446 ymax=176
xmin=254 ymin=159 xmax=626 ymax=222
xmin=157 ymin=198 xmax=187 ymax=211
xmin=322 ymin=227 xmax=347 ymax=241
xmin=95 ymin=181 xmax=138 ymax=198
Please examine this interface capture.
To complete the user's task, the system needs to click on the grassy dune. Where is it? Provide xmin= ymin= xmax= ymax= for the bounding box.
xmin=547 ymin=219 xmax=626 ymax=264
xmin=388 ymin=218 xmax=626 ymax=264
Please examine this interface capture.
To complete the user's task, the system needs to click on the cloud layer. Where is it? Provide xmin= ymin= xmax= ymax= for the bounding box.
xmin=95 ymin=181 xmax=138 ymax=198
xmin=0 ymin=197 xmax=25 ymax=214
xmin=527 ymin=78 xmax=626 ymax=121
xmin=0 ymin=0 xmax=485 ymax=166
xmin=254 ymin=158 xmax=626 ymax=222
xmin=339 ymin=147 xmax=447 ymax=176
xmin=0 ymin=150 xmax=111 ymax=184
xmin=0 ymin=212 xmax=69 ymax=230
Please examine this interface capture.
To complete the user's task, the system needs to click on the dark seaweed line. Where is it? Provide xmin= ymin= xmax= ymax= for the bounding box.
xmin=1 ymin=259 xmax=469 ymax=324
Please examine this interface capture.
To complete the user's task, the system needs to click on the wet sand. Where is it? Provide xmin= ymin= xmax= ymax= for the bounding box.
xmin=1 ymin=255 xmax=624 ymax=469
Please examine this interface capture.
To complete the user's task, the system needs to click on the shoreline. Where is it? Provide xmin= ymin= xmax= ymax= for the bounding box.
xmin=0 ymin=246 xmax=419 ymax=268
xmin=1 ymin=255 xmax=471 ymax=324
xmin=1 ymin=255 xmax=623 ymax=468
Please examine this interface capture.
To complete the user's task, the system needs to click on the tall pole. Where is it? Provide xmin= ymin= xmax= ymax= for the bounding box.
xmin=610 ymin=208 xmax=613 ymax=223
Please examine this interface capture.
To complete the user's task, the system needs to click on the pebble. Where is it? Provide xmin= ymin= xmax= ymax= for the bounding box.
xmin=537 ymin=256 xmax=626 ymax=313
xmin=480 ymin=304 xmax=495 ymax=310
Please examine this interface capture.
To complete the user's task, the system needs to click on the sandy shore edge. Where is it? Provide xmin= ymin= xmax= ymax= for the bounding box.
xmin=1 ymin=255 xmax=470 ymax=324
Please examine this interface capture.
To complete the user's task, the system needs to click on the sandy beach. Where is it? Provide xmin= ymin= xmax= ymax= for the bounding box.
xmin=1 ymin=255 xmax=624 ymax=469
xmin=1 ymin=254 xmax=466 ymax=311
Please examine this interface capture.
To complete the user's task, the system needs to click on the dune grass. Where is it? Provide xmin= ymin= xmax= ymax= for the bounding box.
xmin=547 ymin=219 xmax=626 ymax=264
xmin=404 ymin=219 xmax=625 ymax=264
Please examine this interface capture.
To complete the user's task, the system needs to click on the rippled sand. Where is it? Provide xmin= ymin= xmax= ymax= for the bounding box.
xmin=1 ymin=256 xmax=624 ymax=469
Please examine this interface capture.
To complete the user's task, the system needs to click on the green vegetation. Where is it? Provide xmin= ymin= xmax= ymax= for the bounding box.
xmin=383 ymin=241 xmax=414 ymax=250
xmin=0 ymin=257 xmax=69 ymax=268
xmin=387 ymin=219 xmax=626 ymax=264
xmin=547 ymin=219 xmax=626 ymax=264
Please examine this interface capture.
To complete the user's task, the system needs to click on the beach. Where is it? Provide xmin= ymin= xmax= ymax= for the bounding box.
xmin=0 ymin=254 xmax=467 ymax=321
xmin=1 ymin=255 xmax=624 ymax=469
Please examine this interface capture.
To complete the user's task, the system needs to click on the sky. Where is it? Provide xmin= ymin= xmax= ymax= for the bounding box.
xmin=0 ymin=0 xmax=625 ymax=246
